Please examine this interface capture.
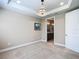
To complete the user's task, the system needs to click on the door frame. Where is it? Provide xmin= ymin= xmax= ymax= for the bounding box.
xmin=44 ymin=16 xmax=55 ymax=43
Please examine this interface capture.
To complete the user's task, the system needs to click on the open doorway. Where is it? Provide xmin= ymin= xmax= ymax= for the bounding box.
xmin=47 ymin=18 xmax=54 ymax=43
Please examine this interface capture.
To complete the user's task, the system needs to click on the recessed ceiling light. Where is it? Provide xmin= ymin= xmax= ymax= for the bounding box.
xmin=16 ymin=0 xmax=21 ymax=4
xmin=60 ymin=2 xmax=64 ymax=6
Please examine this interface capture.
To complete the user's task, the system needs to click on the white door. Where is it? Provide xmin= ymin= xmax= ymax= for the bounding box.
xmin=65 ymin=9 xmax=79 ymax=52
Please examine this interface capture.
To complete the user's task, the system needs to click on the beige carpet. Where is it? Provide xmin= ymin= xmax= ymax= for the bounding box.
xmin=0 ymin=42 xmax=79 ymax=59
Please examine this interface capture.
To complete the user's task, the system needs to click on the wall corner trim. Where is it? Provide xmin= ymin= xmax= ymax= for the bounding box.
xmin=0 ymin=40 xmax=42 ymax=53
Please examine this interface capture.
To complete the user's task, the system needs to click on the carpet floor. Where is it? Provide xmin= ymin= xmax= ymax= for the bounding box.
xmin=0 ymin=42 xmax=79 ymax=59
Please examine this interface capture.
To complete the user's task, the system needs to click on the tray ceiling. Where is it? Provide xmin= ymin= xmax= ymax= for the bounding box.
xmin=0 ymin=0 xmax=78 ymax=18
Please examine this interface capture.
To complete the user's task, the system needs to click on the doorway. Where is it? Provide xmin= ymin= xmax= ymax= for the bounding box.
xmin=47 ymin=18 xmax=54 ymax=43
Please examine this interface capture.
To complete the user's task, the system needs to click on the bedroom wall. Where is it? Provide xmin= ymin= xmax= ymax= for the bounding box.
xmin=54 ymin=14 xmax=65 ymax=45
xmin=0 ymin=9 xmax=41 ymax=49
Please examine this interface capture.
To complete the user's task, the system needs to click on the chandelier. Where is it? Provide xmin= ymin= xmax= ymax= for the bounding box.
xmin=38 ymin=0 xmax=46 ymax=16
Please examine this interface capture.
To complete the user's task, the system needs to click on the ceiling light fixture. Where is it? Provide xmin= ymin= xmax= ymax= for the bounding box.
xmin=60 ymin=2 xmax=64 ymax=6
xmin=38 ymin=0 xmax=46 ymax=16
xmin=16 ymin=0 xmax=21 ymax=4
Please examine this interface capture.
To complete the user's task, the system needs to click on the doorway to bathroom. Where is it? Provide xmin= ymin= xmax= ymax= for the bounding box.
xmin=44 ymin=17 xmax=55 ymax=44
xmin=47 ymin=19 xmax=54 ymax=43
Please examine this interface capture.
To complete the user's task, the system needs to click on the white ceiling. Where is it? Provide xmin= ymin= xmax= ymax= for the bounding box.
xmin=11 ymin=0 xmax=69 ymax=12
xmin=0 ymin=0 xmax=79 ymax=18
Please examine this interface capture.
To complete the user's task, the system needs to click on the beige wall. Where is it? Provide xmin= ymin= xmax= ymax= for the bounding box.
xmin=0 ymin=9 xmax=41 ymax=49
xmin=54 ymin=14 xmax=65 ymax=45
xmin=41 ymin=19 xmax=46 ymax=41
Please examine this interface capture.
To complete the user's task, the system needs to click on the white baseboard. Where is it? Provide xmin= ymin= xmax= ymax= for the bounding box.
xmin=54 ymin=43 xmax=65 ymax=47
xmin=0 ymin=40 xmax=42 ymax=53
xmin=41 ymin=40 xmax=47 ymax=42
